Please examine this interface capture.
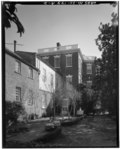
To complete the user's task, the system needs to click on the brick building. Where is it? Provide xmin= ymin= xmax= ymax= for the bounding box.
xmin=82 ymin=55 xmax=96 ymax=88
xmin=16 ymin=50 xmax=79 ymax=116
xmin=37 ymin=43 xmax=83 ymax=89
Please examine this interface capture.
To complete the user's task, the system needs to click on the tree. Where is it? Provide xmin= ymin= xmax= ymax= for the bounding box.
xmin=2 ymin=3 xmax=25 ymax=146
xmin=2 ymin=2 xmax=24 ymax=37
xmin=95 ymin=8 xmax=118 ymax=115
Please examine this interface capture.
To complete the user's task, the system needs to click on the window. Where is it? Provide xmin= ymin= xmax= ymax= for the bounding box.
xmin=15 ymin=60 xmax=21 ymax=74
xmin=66 ymin=54 xmax=72 ymax=67
xmin=28 ymin=90 xmax=33 ymax=106
xmin=54 ymin=55 xmax=60 ymax=68
xmin=42 ymin=68 xmax=47 ymax=82
xmin=51 ymin=74 xmax=54 ymax=88
xmin=86 ymin=81 xmax=92 ymax=88
xmin=42 ymin=94 xmax=47 ymax=109
xmin=16 ymin=87 xmax=21 ymax=102
xmin=28 ymin=67 xmax=33 ymax=79
xmin=66 ymin=75 xmax=72 ymax=83
xmin=86 ymin=63 xmax=92 ymax=74
xmin=42 ymin=56 xmax=49 ymax=63
xmin=96 ymin=65 xmax=100 ymax=75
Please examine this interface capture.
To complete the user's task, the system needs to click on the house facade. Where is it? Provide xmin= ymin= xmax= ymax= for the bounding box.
xmin=16 ymin=51 xmax=79 ymax=116
xmin=37 ymin=43 xmax=83 ymax=89
xmin=5 ymin=49 xmax=41 ymax=118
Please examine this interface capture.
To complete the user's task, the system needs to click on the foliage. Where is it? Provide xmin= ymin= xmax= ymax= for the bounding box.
xmin=46 ymin=90 xmax=62 ymax=117
xmin=6 ymin=101 xmax=25 ymax=127
xmin=7 ymin=123 xmax=29 ymax=134
xmin=2 ymin=2 xmax=24 ymax=36
xmin=95 ymin=10 xmax=118 ymax=115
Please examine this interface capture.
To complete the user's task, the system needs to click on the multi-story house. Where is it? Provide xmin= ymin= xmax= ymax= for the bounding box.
xmin=37 ymin=43 xmax=83 ymax=89
xmin=82 ymin=55 xmax=96 ymax=88
xmin=16 ymin=50 xmax=79 ymax=116
xmin=5 ymin=48 xmax=41 ymax=118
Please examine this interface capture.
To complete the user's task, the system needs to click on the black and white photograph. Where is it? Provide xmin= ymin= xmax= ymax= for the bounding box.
xmin=2 ymin=1 xmax=119 ymax=148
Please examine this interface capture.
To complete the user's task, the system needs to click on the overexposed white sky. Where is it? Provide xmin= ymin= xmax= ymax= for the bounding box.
xmin=5 ymin=2 xmax=116 ymax=58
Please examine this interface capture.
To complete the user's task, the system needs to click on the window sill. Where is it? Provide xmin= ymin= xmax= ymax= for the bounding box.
xmin=28 ymin=77 xmax=33 ymax=80
xmin=14 ymin=71 xmax=21 ymax=75
xmin=66 ymin=66 xmax=72 ymax=68
xmin=55 ymin=67 xmax=60 ymax=68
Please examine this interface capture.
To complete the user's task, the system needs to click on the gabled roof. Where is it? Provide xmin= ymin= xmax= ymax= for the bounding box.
xmin=5 ymin=48 xmax=39 ymax=71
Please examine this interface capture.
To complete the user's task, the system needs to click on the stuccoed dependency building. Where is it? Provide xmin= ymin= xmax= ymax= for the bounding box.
xmin=37 ymin=43 xmax=83 ymax=89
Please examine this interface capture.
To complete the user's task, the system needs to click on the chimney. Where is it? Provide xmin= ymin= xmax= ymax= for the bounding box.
xmin=14 ymin=40 xmax=17 ymax=52
xmin=56 ymin=42 xmax=61 ymax=50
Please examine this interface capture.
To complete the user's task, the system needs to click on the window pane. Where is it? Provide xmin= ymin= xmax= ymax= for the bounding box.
xmin=42 ymin=68 xmax=47 ymax=82
xmin=86 ymin=81 xmax=92 ymax=88
xmin=16 ymin=87 xmax=21 ymax=101
xmin=28 ymin=90 xmax=33 ymax=106
xmin=66 ymin=75 xmax=72 ymax=83
xmin=51 ymin=74 xmax=54 ymax=88
xmin=54 ymin=57 xmax=60 ymax=68
xmin=87 ymin=64 xmax=92 ymax=74
xmin=42 ymin=94 xmax=47 ymax=109
xmin=28 ymin=67 xmax=33 ymax=78
xmin=66 ymin=55 xmax=72 ymax=67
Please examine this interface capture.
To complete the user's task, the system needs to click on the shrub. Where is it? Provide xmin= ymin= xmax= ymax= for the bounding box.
xmin=6 ymin=101 xmax=25 ymax=128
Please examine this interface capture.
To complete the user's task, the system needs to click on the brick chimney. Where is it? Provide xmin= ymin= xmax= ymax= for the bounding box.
xmin=56 ymin=42 xmax=61 ymax=50
xmin=14 ymin=40 xmax=17 ymax=52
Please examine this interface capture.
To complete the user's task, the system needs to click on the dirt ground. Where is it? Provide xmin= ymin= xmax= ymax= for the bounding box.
xmin=43 ymin=116 xmax=118 ymax=147
xmin=5 ymin=115 xmax=118 ymax=147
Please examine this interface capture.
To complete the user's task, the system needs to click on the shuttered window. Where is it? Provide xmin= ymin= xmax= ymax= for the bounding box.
xmin=16 ymin=87 xmax=21 ymax=102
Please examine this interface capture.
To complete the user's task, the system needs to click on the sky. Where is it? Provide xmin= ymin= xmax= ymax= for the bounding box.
xmin=5 ymin=2 xmax=116 ymax=58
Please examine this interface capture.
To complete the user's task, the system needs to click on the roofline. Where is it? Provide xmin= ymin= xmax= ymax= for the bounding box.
xmin=14 ymin=50 xmax=64 ymax=77
xmin=37 ymin=48 xmax=83 ymax=60
xmin=5 ymin=49 xmax=39 ymax=71
xmin=37 ymin=55 xmax=64 ymax=77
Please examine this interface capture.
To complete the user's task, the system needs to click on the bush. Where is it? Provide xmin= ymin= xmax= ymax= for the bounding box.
xmin=7 ymin=123 xmax=29 ymax=134
xmin=6 ymin=101 xmax=25 ymax=128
